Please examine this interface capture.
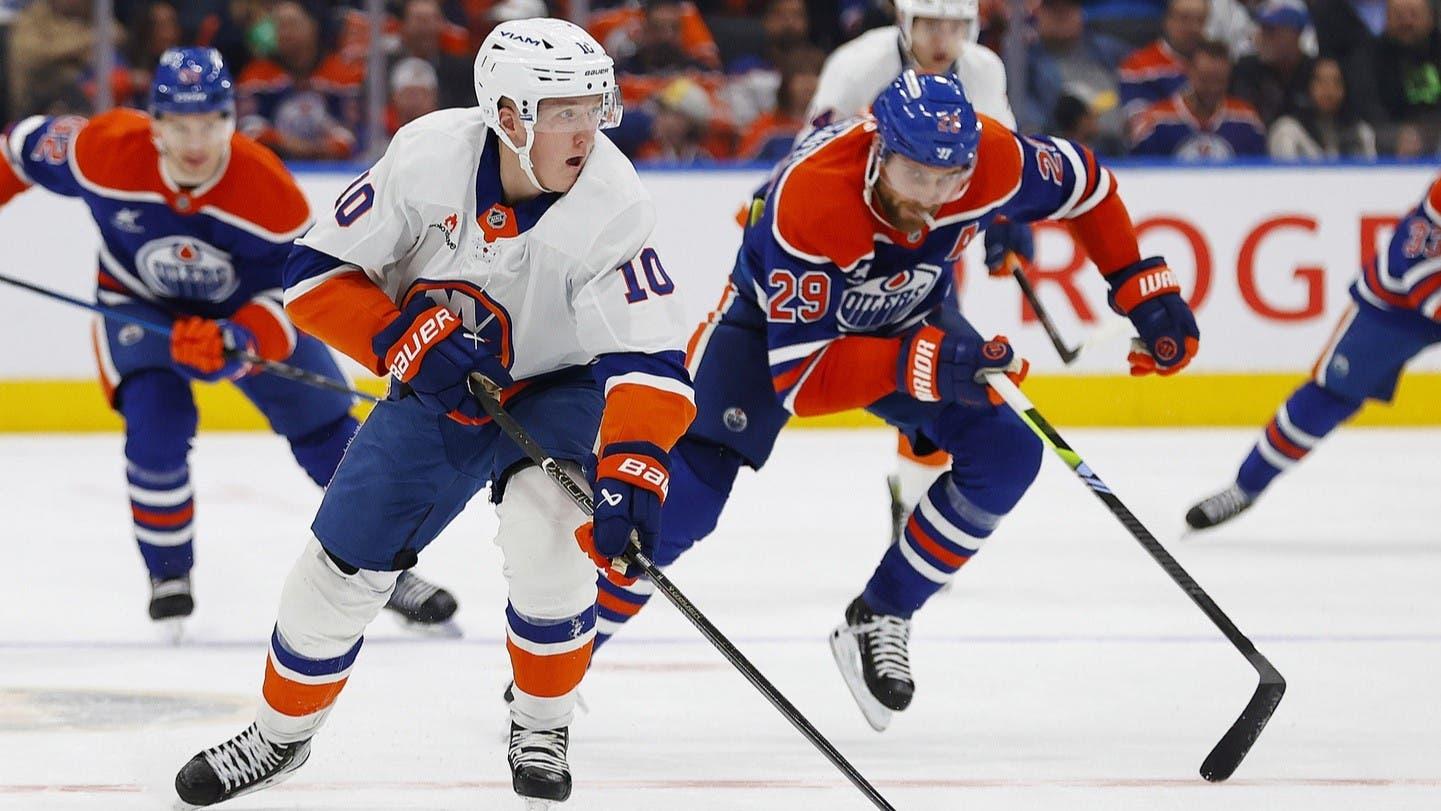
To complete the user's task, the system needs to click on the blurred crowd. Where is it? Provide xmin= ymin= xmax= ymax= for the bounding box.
xmin=0 ymin=0 xmax=1437 ymax=163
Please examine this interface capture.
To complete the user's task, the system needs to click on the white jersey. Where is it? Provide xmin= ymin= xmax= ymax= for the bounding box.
xmin=289 ymin=108 xmax=687 ymax=382
xmin=805 ymin=26 xmax=1014 ymax=132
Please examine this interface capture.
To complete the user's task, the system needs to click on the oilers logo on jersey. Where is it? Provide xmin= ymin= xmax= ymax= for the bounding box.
xmin=838 ymin=265 xmax=942 ymax=331
xmin=135 ymin=237 xmax=238 ymax=302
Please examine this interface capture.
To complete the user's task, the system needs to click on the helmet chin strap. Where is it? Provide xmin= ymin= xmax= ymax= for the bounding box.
xmin=497 ymin=118 xmax=554 ymax=195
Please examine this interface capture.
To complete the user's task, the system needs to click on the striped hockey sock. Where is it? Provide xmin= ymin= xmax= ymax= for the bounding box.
xmin=127 ymin=463 xmax=195 ymax=579
xmin=505 ymin=602 xmax=595 ymax=729
xmin=258 ymin=626 xmax=363 ymax=743
xmin=863 ymin=473 xmax=998 ymax=619
xmin=592 ymin=571 xmax=655 ymax=652
xmin=1236 ymin=382 xmax=1359 ymax=496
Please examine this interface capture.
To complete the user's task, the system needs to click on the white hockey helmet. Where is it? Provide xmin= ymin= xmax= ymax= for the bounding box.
xmin=474 ymin=18 xmax=622 ymax=192
xmin=896 ymin=0 xmax=981 ymax=46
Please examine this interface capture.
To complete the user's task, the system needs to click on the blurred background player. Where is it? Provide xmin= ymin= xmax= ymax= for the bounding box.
xmin=173 ymin=19 xmax=694 ymax=809
xmin=1187 ymin=174 xmax=1441 ymax=530
xmin=802 ymin=0 xmax=1038 ymax=545
xmin=589 ymin=71 xmax=1200 ymax=731
xmin=0 ymin=47 xmax=457 ymax=633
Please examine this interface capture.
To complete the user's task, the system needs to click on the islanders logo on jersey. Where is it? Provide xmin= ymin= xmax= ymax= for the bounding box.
xmin=135 ymin=236 xmax=238 ymax=302
xmin=402 ymin=279 xmax=515 ymax=369
xmin=837 ymin=265 xmax=942 ymax=332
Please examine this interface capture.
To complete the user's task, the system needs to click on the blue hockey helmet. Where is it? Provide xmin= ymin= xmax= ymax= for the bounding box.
xmin=871 ymin=70 xmax=980 ymax=170
xmin=150 ymin=48 xmax=234 ymax=118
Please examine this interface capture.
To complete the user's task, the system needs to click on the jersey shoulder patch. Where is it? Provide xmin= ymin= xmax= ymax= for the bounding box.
xmin=771 ymin=122 xmax=880 ymax=271
xmin=936 ymin=115 xmax=1023 ymax=220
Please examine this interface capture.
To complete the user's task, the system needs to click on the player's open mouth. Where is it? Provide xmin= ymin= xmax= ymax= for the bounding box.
xmin=566 ymin=156 xmax=584 ymax=169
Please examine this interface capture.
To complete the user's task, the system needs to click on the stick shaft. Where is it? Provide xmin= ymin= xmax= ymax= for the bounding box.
xmin=0 ymin=271 xmax=379 ymax=403
xmin=1007 ymin=256 xmax=1080 ymax=364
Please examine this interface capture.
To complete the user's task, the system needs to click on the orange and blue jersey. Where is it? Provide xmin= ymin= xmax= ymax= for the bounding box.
xmin=691 ymin=115 xmax=1129 ymax=417
xmin=0 ymin=109 xmax=312 ymax=324
xmin=1128 ymin=94 xmax=1266 ymax=159
xmin=236 ymin=56 xmax=365 ymax=160
xmin=1118 ymin=39 xmax=1188 ymax=121
xmin=1355 ymin=174 xmax=1441 ymax=322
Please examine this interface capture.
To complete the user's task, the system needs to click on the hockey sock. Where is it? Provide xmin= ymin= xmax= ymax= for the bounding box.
xmin=505 ymin=602 xmax=596 ymax=729
xmin=1236 ymin=382 xmax=1360 ymax=496
xmin=127 ymin=462 xmax=195 ymax=579
xmin=593 ymin=570 xmax=655 ymax=652
xmin=862 ymin=473 xmax=994 ymax=618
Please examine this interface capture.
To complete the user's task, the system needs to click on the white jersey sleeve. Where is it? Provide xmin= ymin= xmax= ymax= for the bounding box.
xmin=956 ymin=44 xmax=1014 ymax=129
xmin=570 ymin=198 xmax=689 ymax=358
xmin=805 ymin=28 xmax=902 ymax=131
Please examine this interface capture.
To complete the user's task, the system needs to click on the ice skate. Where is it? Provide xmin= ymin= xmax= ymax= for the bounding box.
xmin=149 ymin=575 xmax=192 ymax=643
xmin=1186 ymin=483 xmax=1255 ymax=531
xmin=508 ymin=721 xmax=571 ymax=807
xmin=829 ymin=597 xmax=914 ymax=732
xmin=174 ymin=722 xmax=311 ymax=806
xmin=383 ymin=570 xmax=460 ymax=634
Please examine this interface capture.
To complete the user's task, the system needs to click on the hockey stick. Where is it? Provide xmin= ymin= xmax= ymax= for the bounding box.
xmin=1005 ymin=253 xmax=1081 ymax=364
xmin=985 ymin=371 xmax=1284 ymax=781
xmin=465 ymin=374 xmax=898 ymax=811
xmin=0 ymin=270 xmax=379 ymax=403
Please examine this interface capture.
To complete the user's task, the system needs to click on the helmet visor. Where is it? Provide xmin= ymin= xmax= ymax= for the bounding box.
xmin=878 ymin=151 xmax=974 ymax=207
xmin=532 ymin=89 xmax=623 ymax=134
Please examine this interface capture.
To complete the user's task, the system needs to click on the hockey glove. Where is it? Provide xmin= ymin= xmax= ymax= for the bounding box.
xmin=898 ymin=326 xmax=1029 ymax=409
xmin=170 ymin=316 xmax=256 ymax=381
xmin=575 ymin=442 xmax=669 ymax=585
xmin=1106 ymin=257 xmax=1200 ymax=376
xmin=372 ymin=297 xmax=513 ymax=424
xmin=984 ymin=216 xmax=1035 ymax=277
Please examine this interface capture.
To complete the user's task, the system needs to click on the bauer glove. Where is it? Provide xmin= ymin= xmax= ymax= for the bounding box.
xmin=575 ymin=442 xmax=669 ymax=585
xmin=372 ymin=297 xmax=513 ymax=424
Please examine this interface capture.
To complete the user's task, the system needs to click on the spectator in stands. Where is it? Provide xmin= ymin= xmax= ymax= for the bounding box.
xmin=1023 ymin=0 xmax=1129 ymax=139
xmin=1310 ymin=0 xmax=1387 ymax=66
xmin=1268 ymin=57 xmax=1377 ymax=158
xmin=1131 ymin=39 xmax=1268 ymax=158
xmin=1118 ymin=0 xmax=1208 ymax=121
xmin=391 ymin=0 xmax=474 ymax=109
xmin=387 ymin=56 xmax=439 ymax=136
xmin=723 ymin=0 xmax=812 ymax=128
xmin=736 ymin=46 xmax=824 ymax=162
xmin=237 ymin=1 xmax=365 ymax=160
xmin=615 ymin=0 xmax=716 ymax=75
xmin=119 ymin=1 xmax=183 ymax=108
xmin=1350 ymin=0 xmax=1441 ymax=147
xmin=1053 ymin=93 xmax=1106 ymax=151
xmin=7 ymin=0 xmax=114 ymax=116
xmin=592 ymin=0 xmax=721 ymax=71
xmin=635 ymin=76 xmax=717 ymax=163
xmin=1230 ymin=0 xmax=1315 ymax=125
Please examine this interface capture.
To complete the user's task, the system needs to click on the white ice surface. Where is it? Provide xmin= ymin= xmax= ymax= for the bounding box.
xmin=1 ymin=428 xmax=1439 ymax=810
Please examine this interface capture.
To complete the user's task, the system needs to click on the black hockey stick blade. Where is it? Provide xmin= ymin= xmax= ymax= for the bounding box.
xmin=987 ymin=372 xmax=1285 ymax=781
xmin=466 ymin=375 xmax=898 ymax=811
xmin=1200 ymin=653 xmax=1286 ymax=782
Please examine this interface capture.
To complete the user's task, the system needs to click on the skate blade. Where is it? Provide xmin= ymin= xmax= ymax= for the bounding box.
xmin=392 ymin=614 xmax=464 ymax=638
xmin=521 ymin=799 xmax=558 ymax=810
xmin=827 ymin=626 xmax=893 ymax=732
xmin=154 ymin=618 xmax=187 ymax=646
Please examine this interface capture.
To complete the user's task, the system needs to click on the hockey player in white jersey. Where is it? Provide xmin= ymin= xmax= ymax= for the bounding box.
xmin=807 ymin=0 xmax=1014 ymax=130
xmin=173 ymin=19 xmax=696 ymax=808
xmin=808 ymin=0 xmax=1030 ymax=540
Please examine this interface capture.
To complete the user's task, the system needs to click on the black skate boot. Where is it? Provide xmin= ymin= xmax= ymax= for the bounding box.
xmin=174 ymin=722 xmax=311 ymax=807
xmin=828 ymin=597 xmax=914 ymax=732
xmin=508 ymin=722 xmax=571 ymax=807
xmin=149 ymin=575 xmax=194 ymax=621
xmin=384 ymin=570 xmax=459 ymax=626
xmin=1186 ymin=484 xmax=1255 ymax=531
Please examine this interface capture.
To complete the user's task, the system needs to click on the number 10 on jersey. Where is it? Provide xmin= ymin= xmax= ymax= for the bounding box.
xmin=619 ymin=247 xmax=675 ymax=302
